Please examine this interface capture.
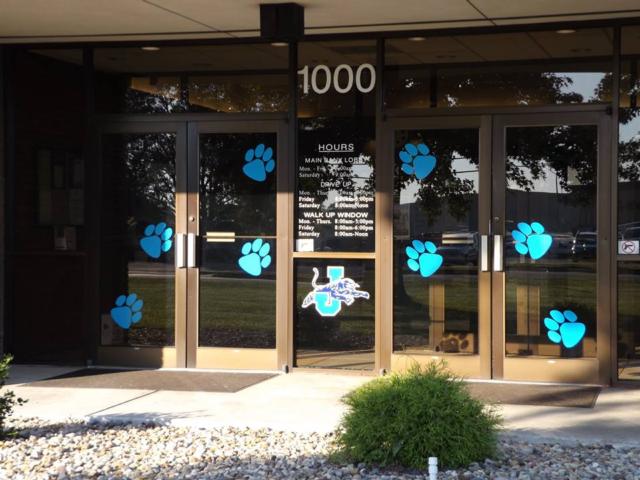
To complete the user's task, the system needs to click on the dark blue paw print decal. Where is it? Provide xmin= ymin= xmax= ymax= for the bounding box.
xmin=140 ymin=223 xmax=173 ymax=259
xmin=110 ymin=293 xmax=143 ymax=330
xmin=243 ymin=144 xmax=275 ymax=182
xmin=238 ymin=238 xmax=272 ymax=276
xmin=398 ymin=142 xmax=436 ymax=180
xmin=406 ymin=240 xmax=443 ymax=278
xmin=512 ymin=221 xmax=552 ymax=260
xmin=544 ymin=309 xmax=585 ymax=349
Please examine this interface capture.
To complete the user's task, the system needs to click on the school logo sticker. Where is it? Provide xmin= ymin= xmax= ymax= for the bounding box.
xmin=544 ymin=309 xmax=586 ymax=349
xmin=110 ymin=293 xmax=143 ymax=330
xmin=398 ymin=142 xmax=436 ymax=181
xmin=302 ymin=266 xmax=370 ymax=317
xmin=512 ymin=221 xmax=553 ymax=260
xmin=406 ymin=240 xmax=443 ymax=278
xmin=140 ymin=222 xmax=173 ymax=259
xmin=238 ymin=238 xmax=272 ymax=277
xmin=243 ymin=143 xmax=275 ymax=182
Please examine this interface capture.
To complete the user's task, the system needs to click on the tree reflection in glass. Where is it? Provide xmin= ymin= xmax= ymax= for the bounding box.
xmin=393 ymin=129 xmax=479 ymax=354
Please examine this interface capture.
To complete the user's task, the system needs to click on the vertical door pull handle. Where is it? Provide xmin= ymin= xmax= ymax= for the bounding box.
xmin=480 ymin=235 xmax=489 ymax=272
xmin=493 ymin=234 xmax=504 ymax=272
xmin=176 ymin=233 xmax=186 ymax=269
xmin=187 ymin=233 xmax=197 ymax=268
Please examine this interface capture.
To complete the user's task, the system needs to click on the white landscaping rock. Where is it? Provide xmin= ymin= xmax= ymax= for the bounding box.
xmin=0 ymin=418 xmax=639 ymax=479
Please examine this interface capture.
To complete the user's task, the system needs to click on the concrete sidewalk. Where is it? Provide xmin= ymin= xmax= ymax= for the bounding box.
xmin=5 ymin=365 xmax=640 ymax=445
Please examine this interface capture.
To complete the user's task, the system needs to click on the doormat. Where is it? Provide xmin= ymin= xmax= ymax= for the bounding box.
xmin=24 ymin=368 xmax=277 ymax=393
xmin=465 ymin=381 xmax=601 ymax=408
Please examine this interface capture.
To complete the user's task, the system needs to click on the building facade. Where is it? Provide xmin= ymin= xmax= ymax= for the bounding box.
xmin=1 ymin=2 xmax=640 ymax=385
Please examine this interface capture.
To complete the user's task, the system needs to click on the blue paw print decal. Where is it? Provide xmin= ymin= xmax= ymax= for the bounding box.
xmin=140 ymin=223 xmax=173 ymax=259
xmin=110 ymin=293 xmax=143 ymax=330
xmin=544 ymin=309 xmax=586 ymax=349
xmin=238 ymin=238 xmax=272 ymax=276
xmin=399 ymin=143 xmax=436 ymax=180
xmin=512 ymin=221 xmax=552 ymax=260
xmin=406 ymin=240 xmax=443 ymax=278
xmin=243 ymin=144 xmax=275 ymax=182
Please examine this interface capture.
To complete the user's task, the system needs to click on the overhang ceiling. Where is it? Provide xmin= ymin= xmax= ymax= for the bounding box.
xmin=1 ymin=0 xmax=640 ymax=44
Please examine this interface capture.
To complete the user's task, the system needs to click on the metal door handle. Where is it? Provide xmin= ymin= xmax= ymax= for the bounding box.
xmin=480 ymin=235 xmax=489 ymax=272
xmin=493 ymin=234 xmax=503 ymax=272
xmin=187 ymin=233 xmax=197 ymax=268
xmin=175 ymin=233 xmax=186 ymax=269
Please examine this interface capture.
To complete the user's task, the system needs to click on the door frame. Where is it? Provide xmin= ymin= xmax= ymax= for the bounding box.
xmin=186 ymin=117 xmax=289 ymax=369
xmin=92 ymin=119 xmax=188 ymax=368
xmin=380 ymin=115 xmax=493 ymax=379
xmin=491 ymin=111 xmax=612 ymax=385
xmin=381 ymin=106 xmax=613 ymax=384
xmin=92 ymin=113 xmax=289 ymax=369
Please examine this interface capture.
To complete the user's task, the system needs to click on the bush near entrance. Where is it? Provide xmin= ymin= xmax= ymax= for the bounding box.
xmin=335 ymin=362 xmax=501 ymax=469
xmin=0 ymin=355 xmax=26 ymax=437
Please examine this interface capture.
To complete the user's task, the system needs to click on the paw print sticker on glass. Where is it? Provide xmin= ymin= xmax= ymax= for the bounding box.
xmin=140 ymin=223 xmax=173 ymax=259
xmin=238 ymin=238 xmax=272 ymax=277
xmin=544 ymin=309 xmax=586 ymax=349
xmin=398 ymin=142 xmax=436 ymax=180
xmin=406 ymin=240 xmax=443 ymax=278
xmin=243 ymin=143 xmax=275 ymax=182
xmin=512 ymin=221 xmax=552 ymax=260
xmin=110 ymin=293 xmax=143 ymax=330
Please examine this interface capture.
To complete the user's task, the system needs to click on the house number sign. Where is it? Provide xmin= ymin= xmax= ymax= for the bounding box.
xmin=298 ymin=64 xmax=376 ymax=94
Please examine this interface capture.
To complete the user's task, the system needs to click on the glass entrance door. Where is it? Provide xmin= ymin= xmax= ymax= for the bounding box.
xmin=388 ymin=117 xmax=492 ymax=378
xmin=97 ymin=122 xmax=188 ymax=367
xmin=187 ymin=120 xmax=287 ymax=369
xmin=492 ymin=113 xmax=611 ymax=384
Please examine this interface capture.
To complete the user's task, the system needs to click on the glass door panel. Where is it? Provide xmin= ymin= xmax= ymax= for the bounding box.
xmin=99 ymin=127 xmax=187 ymax=367
xmin=193 ymin=126 xmax=281 ymax=368
xmin=494 ymin=114 xmax=607 ymax=383
xmin=294 ymin=259 xmax=375 ymax=370
xmin=504 ymin=125 xmax=598 ymax=359
xmin=393 ymin=128 xmax=481 ymax=355
xmin=388 ymin=118 xmax=491 ymax=378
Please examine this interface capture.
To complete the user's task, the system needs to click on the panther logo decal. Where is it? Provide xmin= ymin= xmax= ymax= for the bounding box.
xmin=302 ymin=266 xmax=370 ymax=317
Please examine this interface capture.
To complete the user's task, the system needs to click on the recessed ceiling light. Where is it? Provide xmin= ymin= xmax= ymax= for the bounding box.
xmin=271 ymin=42 xmax=288 ymax=47
xmin=556 ymin=29 xmax=576 ymax=34
xmin=408 ymin=36 xmax=426 ymax=42
xmin=141 ymin=46 xmax=160 ymax=51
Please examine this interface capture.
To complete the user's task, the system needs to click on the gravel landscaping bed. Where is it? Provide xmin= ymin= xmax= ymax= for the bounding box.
xmin=1 ymin=418 xmax=639 ymax=480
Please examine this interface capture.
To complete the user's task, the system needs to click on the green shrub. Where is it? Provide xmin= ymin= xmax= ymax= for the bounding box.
xmin=335 ymin=361 xmax=501 ymax=469
xmin=0 ymin=354 xmax=26 ymax=436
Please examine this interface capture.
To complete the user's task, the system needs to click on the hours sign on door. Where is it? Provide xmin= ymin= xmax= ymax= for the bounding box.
xmin=296 ymin=124 xmax=375 ymax=252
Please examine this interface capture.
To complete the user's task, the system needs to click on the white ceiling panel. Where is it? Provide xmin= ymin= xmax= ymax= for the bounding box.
xmin=0 ymin=0 xmax=205 ymax=37
xmin=0 ymin=0 xmax=639 ymax=43
xmin=148 ymin=0 xmax=486 ymax=33
xmin=472 ymin=0 xmax=640 ymax=19
xmin=492 ymin=11 xmax=640 ymax=26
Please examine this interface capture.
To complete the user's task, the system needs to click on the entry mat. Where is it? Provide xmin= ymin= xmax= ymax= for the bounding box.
xmin=465 ymin=382 xmax=601 ymax=408
xmin=25 ymin=368 xmax=277 ymax=393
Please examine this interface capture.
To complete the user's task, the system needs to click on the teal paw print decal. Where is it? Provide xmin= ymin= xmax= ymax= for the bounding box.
xmin=406 ymin=240 xmax=443 ymax=278
xmin=243 ymin=144 xmax=275 ymax=182
xmin=110 ymin=293 xmax=143 ymax=330
xmin=398 ymin=142 xmax=436 ymax=180
xmin=140 ymin=223 xmax=173 ymax=259
xmin=544 ymin=309 xmax=586 ymax=349
xmin=238 ymin=238 xmax=272 ymax=276
xmin=512 ymin=221 xmax=552 ymax=260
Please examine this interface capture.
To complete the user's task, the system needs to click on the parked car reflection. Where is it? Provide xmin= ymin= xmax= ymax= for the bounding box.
xmin=572 ymin=230 xmax=597 ymax=259
xmin=550 ymin=232 xmax=573 ymax=258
